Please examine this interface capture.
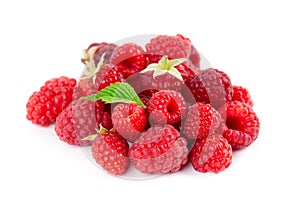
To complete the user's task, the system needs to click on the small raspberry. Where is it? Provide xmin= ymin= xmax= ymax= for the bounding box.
xmin=26 ymin=76 xmax=76 ymax=126
xmin=147 ymin=90 xmax=187 ymax=125
xmin=110 ymin=43 xmax=147 ymax=78
xmin=54 ymin=100 xmax=111 ymax=146
xmin=232 ymin=85 xmax=254 ymax=107
xmin=129 ymin=125 xmax=188 ymax=174
xmin=92 ymin=131 xmax=129 ymax=175
xmin=186 ymin=68 xmax=233 ymax=109
xmin=219 ymin=101 xmax=260 ymax=150
xmin=183 ymin=102 xmax=224 ymax=140
xmin=112 ymin=103 xmax=147 ymax=142
xmin=190 ymin=134 xmax=232 ymax=173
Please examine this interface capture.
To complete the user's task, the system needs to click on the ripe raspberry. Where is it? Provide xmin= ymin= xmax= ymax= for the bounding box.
xmin=110 ymin=43 xmax=147 ymax=78
xmin=95 ymin=64 xmax=124 ymax=91
xmin=54 ymin=100 xmax=112 ymax=146
xmin=145 ymin=34 xmax=201 ymax=71
xmin=26 ymin=76 xmax=76 ymax=126
xmin=186 ymin=68 xmax=233 ymax=109
xmin=112 ymin=103 xmax=147 ymax=142
xmin=190 ymin=134 xmax=232 ymax=173
xmin=129 ymin=125 xmax=188 ymax=174
xmin=147 ymin=90 xmax=187 ymax=125
xmin=232 ymin=85 xmax=254 ymax=107
xmin=92 ymin=131 xmax=129 ymax=175
xmin=183 ymin=103 xmax=224 ymax=141
xmin=82 ymin=42 xmax=117 ymax=65
xmin=146 ymin=34 xmax=191 ymax=60
xmin=218 ymin=101 xmax=260 ymax=150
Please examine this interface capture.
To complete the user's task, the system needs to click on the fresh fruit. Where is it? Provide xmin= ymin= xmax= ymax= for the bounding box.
xmin=147 ymin=90 xmax=187 ymax=125
xmin=146 ymin=34 xmax=190 ymax=60
xmin=183 ymin=102 xmax=224 ymax=140
xmin=219 ymin=101 xmax=260 ymax=150
xmin=186 ymin=68 xmax=233 ymax=109
xmin=146 ymin=34 xmax=201 ymax=71
xmin=129 ymin=125 xmax=188 ymax=174
xmin=232 ymin=85 xmax=254 ymax=107
xmin=92 ymin=131 xmax=129 ymax=175
xmin=110 ymin=43 xmax=147 ymax=78
xmin=54 ymin=99 xmax=111 ymax=146
xmin=112 ymin=103 xmax=147 ymax=141
xmin=82 ymin=42 xmax=117 ymax=65
xmin=190 ymin=134 xmax=232 ymax=173
xmin=26 ymin=76 xmax=76 ymax=126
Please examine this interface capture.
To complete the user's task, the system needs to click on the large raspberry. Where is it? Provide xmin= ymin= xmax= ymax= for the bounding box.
xmin=183 ymin=102 xmax=224 ymax=141
xmin=92 ymin=131 xmax=129 ymax=175
xmin=186 ymin=68 xmax=233 ymax=109
xmin=219 ymin=101 xmax=260 ymax=150
xmin=26 ymin=76 xmax=76 ymax=126
xmin=232 ymin=85 xmax=254 ymax=107
xmin=129 ymin=125 xmax=188 ymax=174
xmin=147 ymin=90 xmax=187 ymax=125
xmin=110 ymin=43 xmax=147 ymax=78
xmin=190 ymin=134 xmax=232 ymax=173
xmin=112 ymin=103 xmax=147 ymax=142
xmin=54 ymin=100 xmax=112 ymax=146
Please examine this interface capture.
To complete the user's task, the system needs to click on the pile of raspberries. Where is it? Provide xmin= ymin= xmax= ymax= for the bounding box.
xmin=26 ymin=34 xmax=260 ymax=176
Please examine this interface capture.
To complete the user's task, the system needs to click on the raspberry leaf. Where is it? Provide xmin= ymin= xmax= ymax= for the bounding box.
xmin=140 ymin=55 xmax=185 ymax=81
xmin=81 ymin=82 xmax=146 ymax=108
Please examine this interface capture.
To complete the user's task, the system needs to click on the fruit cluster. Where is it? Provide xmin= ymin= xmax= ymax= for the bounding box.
xmin=26 ymin=34 xmax=260 ymax=176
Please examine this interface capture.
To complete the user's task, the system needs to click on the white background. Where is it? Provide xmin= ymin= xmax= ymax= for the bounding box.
xmin=1 ymin=0 xmax=299 ymax=210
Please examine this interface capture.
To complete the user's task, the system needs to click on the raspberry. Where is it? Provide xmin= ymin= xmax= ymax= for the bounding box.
xmin=92 ymin=131 xmax=129 ymax=175
xmin=110 ymin=43 xmax=147 ymax=78
xmin=112 ymin=103 xmax=147 ymax=142
xmin=129 ymin=125 xmax=188 ymax=174
xmin=219 ymin=101 xmax=260 ymax=150
xmin=95 ymin=64 xmax=124 ymax=91
xmin=232 ymin=85 xmax=254 ymax=107
xmin=82 ymin=42 xmax=117 ymax=65
xmin=186 ymin=68 xmax=233 ymax=109
xmin=54 ymin=100 xmax=112 ymax=146
xmin=190 ymin=134 xmax=232 ymax=173
xmin=147 ymin=90 xmax=187 ymax=125
xmin=138 ymin=89 xmax=158 ymax=107
xmin=183 ymin=103 xmax=224 ymax=140
xmin=26 ymin=76 xmax=76 ymax=126
xmin=187 ymin=45 xmax=201 ymax=71
xmin=146 ymin=34 xmax=191 ymax=60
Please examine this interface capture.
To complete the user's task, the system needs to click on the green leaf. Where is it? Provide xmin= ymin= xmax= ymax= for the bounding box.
xmin=81 ymin=82 xmax=146 ymax=109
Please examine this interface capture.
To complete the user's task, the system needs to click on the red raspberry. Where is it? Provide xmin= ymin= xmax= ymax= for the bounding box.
xmin=112 ymin=103 xmax=147 ymax=142
xmin=186 ymin=68 xmax=233 ymax=109
xmin=26 ymin=76 xmax=76 ymax=126
xmin=183 ymin=103 xmax=224 ymax=140
xmin=145 ymin=34 xmax=200 ymax=71
xmin=146 ymin=34 xmax=191 ymax=60
xmin=54 ymin=100 xmax=112 ymax=146
xmin=110 ymin=43 xmax=147 ymax=78
xmin=232 ymin=85 xmax=254 ymax=107
xmin=219 ymin=101 xmax=260 ymax=150
xmin=92 ymin=131 xmax=129 ymax=175
xmin=190 ymin=134 xmax=232 ymax=173
xmin=138 ymin=89 xmax=158 ymax=107
xmin=147 ymin=90 xmax=187 ymax=125
xmin=129 ymin=125 xmax=188 ymax=174
xmin=95 ymin=64 xmax=124 ymax=91
xmin=82 ymin=42 xmax=117 ymax=65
